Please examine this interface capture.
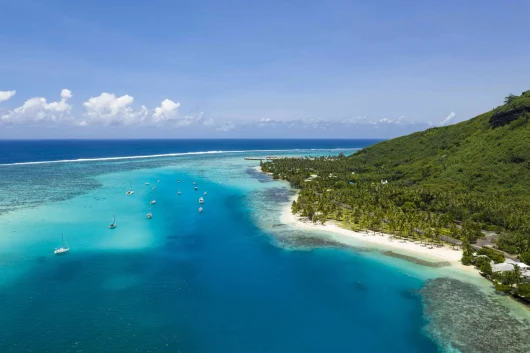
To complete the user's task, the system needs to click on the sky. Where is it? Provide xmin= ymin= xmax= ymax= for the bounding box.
xmin=1 ymin=0 xmax=530 ymax=139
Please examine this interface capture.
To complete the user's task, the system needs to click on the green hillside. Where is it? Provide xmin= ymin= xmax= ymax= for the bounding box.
xmin=348 ymin=90 xmax=530 ymax=198
xmin=261 ymin=91 xmax=530 ymax=262
xmin=262 ymin=91 xmax=530 ymax=298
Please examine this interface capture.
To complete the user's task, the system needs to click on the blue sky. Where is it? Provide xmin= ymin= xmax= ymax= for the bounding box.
xmin=1 ymin=0 xmax=530 ymax=139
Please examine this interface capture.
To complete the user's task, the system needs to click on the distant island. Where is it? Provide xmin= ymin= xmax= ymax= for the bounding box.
xmin=261 ymin=91 xmax=530 ymax=302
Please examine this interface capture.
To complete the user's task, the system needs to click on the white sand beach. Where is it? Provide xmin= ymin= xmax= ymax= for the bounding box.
xmin=251 ymin=165 xmax=480 ymax=275
xmin=280 ymin=193 xmax=481 ymax=276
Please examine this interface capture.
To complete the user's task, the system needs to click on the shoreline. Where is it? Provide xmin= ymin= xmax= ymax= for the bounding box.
xmin=254 ymin=165 xmax=473 ymax=272
xmin=275 ymin=191 xmax=530 ymax=319
xmin=278 ymin=189 xmax=482 ymax=277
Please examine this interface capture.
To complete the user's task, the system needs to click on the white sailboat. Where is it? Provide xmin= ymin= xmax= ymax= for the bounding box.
xmin=178 ymin=190 xmax=181 ymax=195
xmin=147 ymin=206 xmax=153 ymax=219
xmin=150 ymin=200 xmax=156 ymax=205
xmin=204 ymin=191 xmax=207 ymax=196
xmin=145 ymin=181 xmax=150 ymax=185
xmin=126 ymin=182 xmax=134 ymax=195
xmin=198 ymin=207 xmax=203 ymax=213
xmin=54 ymin=234 xmax=70 ymax=254
xmin=199 ymin=197 xmax=204 ymax=204
xmin=194 ymin=186 xmax=198 ymax=191
xmin=152 ymin=185 xmax=157 ymax=190
xmin=109 ymin=211 xmax=116 ymax=229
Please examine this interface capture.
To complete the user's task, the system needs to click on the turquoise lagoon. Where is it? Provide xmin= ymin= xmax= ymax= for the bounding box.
xmin=1 ymin=148 xmax=529 ymax=353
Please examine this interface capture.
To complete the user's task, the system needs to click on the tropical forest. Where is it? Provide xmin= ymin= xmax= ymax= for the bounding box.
xmin=261 ymin=91 xmax=530 ymax=300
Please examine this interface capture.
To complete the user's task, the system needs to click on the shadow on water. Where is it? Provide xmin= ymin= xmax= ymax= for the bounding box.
xmin=275 ymin=232 xmax=371 ymax=251
xmin=259 ymin=187 xmax=295 ymax=203
xmin=246 ymin=167 xmax=274 ymax=183
xmin=46 ymin=258 xmax=85 ymax=283
xmin=401 ymin=289 xmax=421 ymax=300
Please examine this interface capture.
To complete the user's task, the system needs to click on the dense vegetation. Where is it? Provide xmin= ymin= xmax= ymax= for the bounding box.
xmin=261 ymin=91 xmax=530 ymax=299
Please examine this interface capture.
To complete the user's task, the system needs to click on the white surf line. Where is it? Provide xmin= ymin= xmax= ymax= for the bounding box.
xmin=0 ymin=148 xmax=360 ymax=167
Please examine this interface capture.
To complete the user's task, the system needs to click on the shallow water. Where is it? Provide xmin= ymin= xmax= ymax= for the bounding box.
xmin=1 ymin=141 xmax=529 ymax=353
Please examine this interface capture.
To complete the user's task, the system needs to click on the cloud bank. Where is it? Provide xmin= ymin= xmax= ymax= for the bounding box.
xmin=0 ymin=88 xmax=451 ymax=138
xmin=1 ymin=89 xmax=72 ymax=123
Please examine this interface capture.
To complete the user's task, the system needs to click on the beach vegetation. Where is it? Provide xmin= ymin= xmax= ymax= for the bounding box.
xmin=520 ymin=252 xmax=530 ymax=266
xmin=516 ymin=283 xmax=530 ymax=298
xmin=476 ymin=248 xmax=505 ymax=264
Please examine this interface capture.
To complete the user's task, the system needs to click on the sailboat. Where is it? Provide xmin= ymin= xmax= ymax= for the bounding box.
xmin=150 ymin=200 xmax=156 ymax=205
xmin=198 ymin=207 xmax=203 ymax=213
xmin=152 ymin=185 xmax=156 ymax=190
xmin=178 ymin=189 xmax=181 ymax=195
xmin=108 ymin=211 xmax=117 ymax=229
xmin=147 ymin=206 xmax=153 ymax=219
xmin=126 ymin=182 xmax=134 ymax=195
xmin=199 ymin=197 xmax=204 ymax=204
xmin=145 ymin=181 xmax=150 ymax=185
xmin=194 ymin=185 xmax=198 ymax=191
xmin=54 ymin=234 xmax=70 ymax=254
xmin=204 ymin=191 xmax=207 ymax=196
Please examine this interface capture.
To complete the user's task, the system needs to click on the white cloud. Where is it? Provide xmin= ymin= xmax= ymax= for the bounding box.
xmin=341 ymin=115 xmax=413 ymax=126
xmin=195 ymin=112 xmax=215 ymax=127
xmin=162 ymin=111 xmax=215 ymax=127
xmin=395 ymin=116 xmax=406 ymax=125
xmin=216 ymin=121 xmax=236 ymax=131
xmin=257 ymin=117 xmax=282 ymax=127
xmin=0 ymin=90 xmax=16 ymax=103
xmin=60 ymin=89 xmax=72 ymax=100
xmin=81 ymin=92 xmax=148 ymax=126
xmin=302 ymin=118 xmax=330 ymax=129
xmin=1 ymin=89 xmax=72 ymax=123
xmin=440 ymin=112 xmax=456 ymax=126
xmin=152 ymin=99 xmax=180 ymax=123
xmin=341 ymin=116 xmax=367 ymax=125
xmin=201 ymin=117 xmax=215 ymax=127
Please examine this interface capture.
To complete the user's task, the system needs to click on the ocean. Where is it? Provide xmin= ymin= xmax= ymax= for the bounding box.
xmin=0 ymin=139 xmax=529 ymax=353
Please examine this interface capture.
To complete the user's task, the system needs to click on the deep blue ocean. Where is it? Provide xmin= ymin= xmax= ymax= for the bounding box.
xmin=1 ymin=139 xmax=529 ymax=353
xmin=0 ymin=139 xmax=381 ymax=164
